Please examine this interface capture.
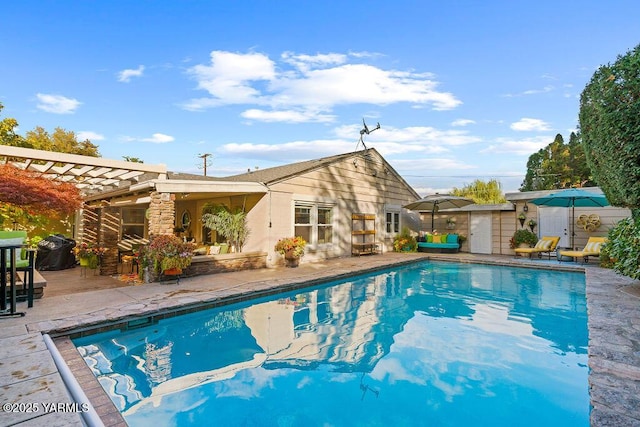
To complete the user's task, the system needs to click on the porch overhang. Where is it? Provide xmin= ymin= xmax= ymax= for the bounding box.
xmin=137 ymin=179 xmax=269 ymax=196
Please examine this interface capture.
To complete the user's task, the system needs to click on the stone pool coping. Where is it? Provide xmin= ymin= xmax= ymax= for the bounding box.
xmin=1 ymin=252 xmax=638 ymax=426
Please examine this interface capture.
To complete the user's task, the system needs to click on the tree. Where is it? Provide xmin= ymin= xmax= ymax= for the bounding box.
xmin=123 ymin=156 xmax=144 ymax=163
xmin=451 ymin=179 xmax=506 ymax=204
xmin=22 ymin=126 xmax=100 ymax=157
xmin=520 ymin=133 xmax=593 ymax=191
xmin=0 ymin=164 xmax=82 ymax=215
xmin=0 ymin=103 xmax=25 ymax=146
xmin=579 ymin=43 xmax=640 ymax=210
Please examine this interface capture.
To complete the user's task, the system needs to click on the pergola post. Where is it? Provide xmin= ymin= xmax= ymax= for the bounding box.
xmin=99 ymin=206 xmax=120 ymax=275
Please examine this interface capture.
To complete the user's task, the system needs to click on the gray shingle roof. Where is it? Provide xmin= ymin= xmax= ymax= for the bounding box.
xmin=220 ymin=150 xmax=369 ymax=184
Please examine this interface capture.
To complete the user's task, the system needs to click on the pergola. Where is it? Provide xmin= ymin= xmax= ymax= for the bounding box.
xmin=0 ymin=145 xmax=167 ymax=195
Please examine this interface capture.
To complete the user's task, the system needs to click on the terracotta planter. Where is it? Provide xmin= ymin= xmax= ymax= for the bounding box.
xmin=284 ymin=251 xmax=300 ymax=268
xmin=163 ymin=267 xmax=182 ymax=276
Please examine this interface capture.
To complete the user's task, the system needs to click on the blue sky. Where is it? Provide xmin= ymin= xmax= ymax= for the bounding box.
xmin=2 ymin=1 xmax=639 ymax=194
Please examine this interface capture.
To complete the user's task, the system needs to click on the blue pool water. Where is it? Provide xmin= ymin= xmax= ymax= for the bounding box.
xmin=74 ymin=261 xmax=589 ymax=426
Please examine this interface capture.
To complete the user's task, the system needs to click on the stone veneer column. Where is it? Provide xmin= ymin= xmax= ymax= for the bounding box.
xmin=99 ymin=206 xmax=120 ymax=275
xmin=147 ymin=191 xmax=175 ymax=236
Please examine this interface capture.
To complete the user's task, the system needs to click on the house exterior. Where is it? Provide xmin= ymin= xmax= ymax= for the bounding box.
xmin=77 ymin=148 xmax=420 ymax=273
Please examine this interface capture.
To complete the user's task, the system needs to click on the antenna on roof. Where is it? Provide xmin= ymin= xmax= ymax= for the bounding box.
xmin=355 ymin=118 xmax=380 ymax=151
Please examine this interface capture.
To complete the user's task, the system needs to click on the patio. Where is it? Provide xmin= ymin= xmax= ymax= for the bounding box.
xmin=1 ymin=253 xmax=639 ymax=426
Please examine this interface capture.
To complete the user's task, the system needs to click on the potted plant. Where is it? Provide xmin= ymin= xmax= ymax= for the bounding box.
xmin=393 ymin=227 xmax=417 ymax=252
xmin=527 ymin=218 xmax=537 ymax=232
xmin=457 ymin=234 xmax=467 ymax=250
xmin=202 ymin=204 xmax=250 ymax=252
xmin=518 ymin=213 xmax=526 ymax=228
xmin=143 ymin=234 xmax=195 ymax=277
xmin=275 ymin=236 xmax=306 ymax=267
xmin=509 ymin=229 xmax=538 ymax=249
xmin=72 ymin=242 xmax=107 ymax=269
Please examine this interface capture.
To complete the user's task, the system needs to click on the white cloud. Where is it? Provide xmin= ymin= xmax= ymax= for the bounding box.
xmin=219 ymin=124 xmax=479 ymax=165
xmin=185 ymin=51 xmax=276 ymax=109
xmin=117 ymin=65 xmax=145 ymax=83
xmin=510 ymin=118 xmax=551 ymax=132
xmin=241 ymin=108 xmax=335 ymax=123
xmin=142 ymin=133 xmax=175 ymax=143
xmin=183 ymin=50 xmax=462 ymax=120
xmin=451 ymin=119 xmax=476 ymax=127
xmin=334 ymin=124 xmax=481 ymax=147
xmin=36 ymin=93 xmax=81 ymax=114
xmin=77 ymin=131 xmax=104 ymax=141
xmin=481 ymin=136 xmax=551 ymax=156
xmin=503 ymin=85 xmax=554 ymax=97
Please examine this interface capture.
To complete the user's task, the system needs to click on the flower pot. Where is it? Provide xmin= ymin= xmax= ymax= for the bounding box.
xmin=79 ymin=257 xmax=89 ymax=267
xmin=284 ymin=250 xmax=300 ymax=267
xmin=163 ymin=267 xmax=182 ymax=276
xmin=518 ymin=218 xmax=525 ymax=227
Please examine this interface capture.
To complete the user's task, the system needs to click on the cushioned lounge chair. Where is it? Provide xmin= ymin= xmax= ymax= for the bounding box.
xmin=514 ymin=236 xmax=560 ymax=259
xmin=558 ymin=236 xmax=607 ymax=263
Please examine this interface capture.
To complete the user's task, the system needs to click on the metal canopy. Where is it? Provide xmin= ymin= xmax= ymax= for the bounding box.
xmin=0 ymin=145 xmax=167 ymax=195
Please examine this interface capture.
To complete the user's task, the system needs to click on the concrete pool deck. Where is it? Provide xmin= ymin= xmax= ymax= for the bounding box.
xmin=1 ymin=253 xmax=639 ymax=426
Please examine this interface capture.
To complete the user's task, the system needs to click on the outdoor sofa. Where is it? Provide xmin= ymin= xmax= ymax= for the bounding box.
xmin=417 ymin=233 xmax=460 ymax=253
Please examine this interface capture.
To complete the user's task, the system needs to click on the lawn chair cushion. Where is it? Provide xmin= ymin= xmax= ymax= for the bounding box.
xmin=584 ymin=241 xmax=602 ymax=253
xmin=534 ymin=239 xmax=552 ymax=250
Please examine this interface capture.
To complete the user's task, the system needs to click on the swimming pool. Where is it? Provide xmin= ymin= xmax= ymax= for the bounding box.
xmin=74 ymin=260 xmax=588 ymax=426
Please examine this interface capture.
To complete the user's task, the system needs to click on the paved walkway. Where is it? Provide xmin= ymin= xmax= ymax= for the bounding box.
xmin=1 ymin=253 xmax=639 ymax=426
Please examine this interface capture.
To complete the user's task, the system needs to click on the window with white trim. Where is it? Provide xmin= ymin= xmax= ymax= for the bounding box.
xmin=294 ymin=203 xmax=334 ymax=245
xmin=386 ymin=211 xmax=400 ymax=234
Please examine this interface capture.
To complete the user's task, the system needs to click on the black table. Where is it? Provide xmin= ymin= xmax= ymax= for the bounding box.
xmin=1 ymin=244 xmax=26 ymax=317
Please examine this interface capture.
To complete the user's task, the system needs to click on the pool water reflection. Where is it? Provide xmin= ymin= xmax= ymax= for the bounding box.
xmin=74 ymin=261 xmax=588 ymax=426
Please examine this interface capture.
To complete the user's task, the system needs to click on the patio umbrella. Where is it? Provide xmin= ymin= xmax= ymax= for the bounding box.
xmin=403 ymin=194 xmax=474 ymax=230
xmin=529 ymin=188 xmax=609 ymax=249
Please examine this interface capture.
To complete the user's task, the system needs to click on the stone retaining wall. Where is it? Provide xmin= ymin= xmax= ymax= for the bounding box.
xmin=183 ymin=251 xmax=268 ymax=276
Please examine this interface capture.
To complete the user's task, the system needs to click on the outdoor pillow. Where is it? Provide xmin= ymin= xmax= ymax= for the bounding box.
xmin=534 ymin=240 xmax=551 ymax=250
xmin=440 ymin=234 xmax=448 ymax=243
xmin=446 ymin=234 xmax=458 ymax=244
xmin=427 ymin=234 xmax=433 ymax=243
xmin=584 ymin=242 xmax=601 ymax=253
xmin=209 ymin=245 xmax=221 ymax=255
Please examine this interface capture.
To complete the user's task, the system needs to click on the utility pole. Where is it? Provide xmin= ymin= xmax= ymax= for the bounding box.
xmin=198 ymin=153 xmax=212 ymax=176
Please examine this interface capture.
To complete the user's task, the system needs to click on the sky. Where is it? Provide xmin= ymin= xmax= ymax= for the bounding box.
xmin=2 ymin=1 xmax=639 ymax=195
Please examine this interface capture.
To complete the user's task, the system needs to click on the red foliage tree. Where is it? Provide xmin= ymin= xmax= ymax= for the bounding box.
xmin=0 ymin=164 xmax=83 ymax=214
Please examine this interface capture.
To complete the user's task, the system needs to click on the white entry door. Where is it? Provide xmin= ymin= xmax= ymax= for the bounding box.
xmin=538 ymin=207 xmax=569 ymax=248
xmin=470 ymin=212 xmax=492 ymax=254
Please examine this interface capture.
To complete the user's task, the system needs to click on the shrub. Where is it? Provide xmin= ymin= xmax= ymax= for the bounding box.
xmin=509 ymin=229 xmax=538 ymax=249
xmin=605 ymin=217 xmax=640 ymax=280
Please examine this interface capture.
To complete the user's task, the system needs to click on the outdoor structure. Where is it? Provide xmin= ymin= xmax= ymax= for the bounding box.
xmin=411 ymin=188 xmax=631 ymax=257
xmin=1 ymin=147 xmax=419 ymax=275
xmin=2 ymin=144 xmax=634 ymax=278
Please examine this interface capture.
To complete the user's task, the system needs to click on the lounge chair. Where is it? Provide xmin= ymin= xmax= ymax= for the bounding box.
xmin=558 ymin=237 xmax=607 ymax=263
xmin=514 ymin=236 xmax=560 ymax=259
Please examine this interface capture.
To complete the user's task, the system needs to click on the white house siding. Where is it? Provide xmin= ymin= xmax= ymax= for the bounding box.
xmin=509 ymin=199 xmax=630 ymax=254
xmin=262 ymin=153 xmax=418 ymax=266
